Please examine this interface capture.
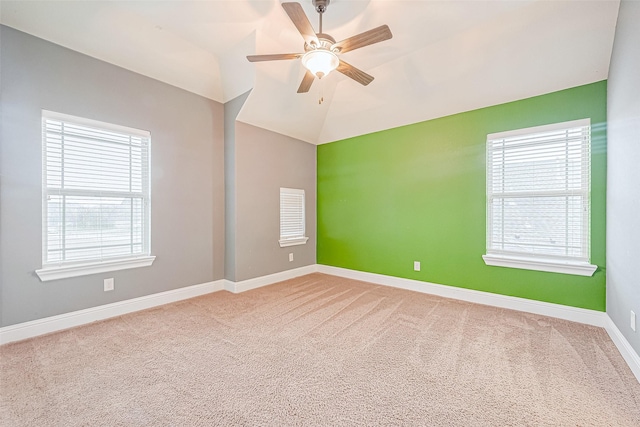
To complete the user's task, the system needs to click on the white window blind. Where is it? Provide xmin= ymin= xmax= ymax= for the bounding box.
xmin=40 ymin=111 xmax=151 ymax=272
xmin=485 ymin=119 xmax=592 ymax=270
xmin=279 ymin=188 xmax=308 ymax=247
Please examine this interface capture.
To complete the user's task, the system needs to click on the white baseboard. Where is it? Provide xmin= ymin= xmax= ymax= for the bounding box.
xmin=0 ymin=280 xmax=225 ymax=345
xmin=317 ymin=265 xmax=607 ymax=327
xmin=4 ymin=263 xmax=638 ymax=385
xmin=0 ymin=265 xmax=319 ymax=345
xmin=318 ymin=265 xmax=640 ymax=383
xmin=224 ymin=264 xmax=318 ymax=293
xmin=605 ymin=316 xmax=640 ymax=382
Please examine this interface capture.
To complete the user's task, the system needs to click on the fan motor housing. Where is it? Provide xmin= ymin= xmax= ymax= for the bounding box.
xmin=304 ymin=33 xmax=336 ymax=52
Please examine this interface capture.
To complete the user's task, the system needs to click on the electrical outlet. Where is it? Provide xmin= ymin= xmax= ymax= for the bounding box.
xmin=104 ymin=278 xmax=114 ymax=292
xmin=414 ymin=261 xmax=420 ymax=271
xmin=631 ymin=310 xmax=636 ymax=332
xmin=289 ymin=253 xmax=294 ymax=262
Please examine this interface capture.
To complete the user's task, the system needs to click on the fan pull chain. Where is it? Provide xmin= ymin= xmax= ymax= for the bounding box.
xmin=318 ymin=77 xmax=324 ymax=104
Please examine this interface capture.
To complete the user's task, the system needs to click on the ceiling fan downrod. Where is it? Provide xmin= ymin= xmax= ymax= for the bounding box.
xmin=312 ymin=0 xmax=329 ymax=33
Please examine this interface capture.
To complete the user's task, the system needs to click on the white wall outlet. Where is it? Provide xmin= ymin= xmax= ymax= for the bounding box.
xmin=414 ymin=261 xmax=420 ymax=271
xmin=104 ymin=278 xmax=114 ymax=292
xmin=631 ymin=310 xmax=636 ymax=332
xmin=289 ymin=253 xmax=294 ymax=262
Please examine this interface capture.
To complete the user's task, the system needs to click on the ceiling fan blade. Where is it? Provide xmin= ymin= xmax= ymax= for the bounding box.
xmin=337 ymin=60 xmax=374 ymax=86
xmin=297 ymin=70 xmax=315 ymax=93
xmin=247 ymin=53 xmax=301 ymax=62
xmin=282 ymin=2 xmax=319 ymax=46
xmin=332 ymin=25 xmax=393 ymax=54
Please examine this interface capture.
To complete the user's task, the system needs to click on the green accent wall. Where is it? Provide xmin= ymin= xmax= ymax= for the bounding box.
xmin=317 ymin=81 xmax=607 ymax=311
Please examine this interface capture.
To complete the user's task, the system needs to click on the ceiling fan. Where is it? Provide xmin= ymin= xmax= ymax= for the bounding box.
xmin=247 ymin=0 xmax=393 ymax=94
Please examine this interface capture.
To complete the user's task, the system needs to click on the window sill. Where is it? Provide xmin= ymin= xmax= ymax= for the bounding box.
xmin=36 ymin=256 xmax=156 ymax=282
xmin=482 ymin=254 xmax=597 ymax=277
xmin=279 ymin=237 xmax=309 ymax=248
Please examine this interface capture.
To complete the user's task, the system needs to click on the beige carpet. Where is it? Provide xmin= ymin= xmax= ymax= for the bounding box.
xmin=1 ymin=273 xmax=639 ymax=426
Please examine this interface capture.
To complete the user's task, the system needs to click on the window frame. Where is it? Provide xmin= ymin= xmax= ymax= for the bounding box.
xmin=36 ymin=110 xmax=155 ymax=282
xmin=482 ymin=119 xmax=597 ymax=277
xmin=279 ymin=187 xmax=309 ymax=247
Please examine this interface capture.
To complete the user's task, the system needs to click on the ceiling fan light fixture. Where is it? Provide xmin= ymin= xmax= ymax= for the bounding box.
xmin=301 ymin=49 xmax=338 ymax=78
xmin=247 ymin=2 xmax=392 ymax=93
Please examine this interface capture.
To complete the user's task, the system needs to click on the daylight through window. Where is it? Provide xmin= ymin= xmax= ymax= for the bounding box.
xmin=38 ymin=111 xmax=152 ymax=278
xmin=483 ymin=119 xmax=596 ymax=276
xmin=279 ymin=188 xmax=308 ymax=247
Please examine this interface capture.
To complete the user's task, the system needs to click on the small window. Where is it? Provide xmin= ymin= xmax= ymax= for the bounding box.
xmin=36 ymin=111 xmax=154 ymax=281
xmin=279 ymin=188 xmax=308 ymax=247
xmin=482 ymin=119 xmax=596 ymax=276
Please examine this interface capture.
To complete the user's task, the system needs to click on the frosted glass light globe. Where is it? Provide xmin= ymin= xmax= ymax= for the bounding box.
xmin=301 ymin=49 xmax=339 ymax=78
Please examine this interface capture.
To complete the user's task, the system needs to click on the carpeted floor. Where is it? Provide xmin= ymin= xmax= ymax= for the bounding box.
xmin=1 ymin=273 xmax=639 ymax=426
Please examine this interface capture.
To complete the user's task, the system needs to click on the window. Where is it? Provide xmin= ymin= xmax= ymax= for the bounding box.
xmin=36 ymin=111 xmax=154 ymax=281
xmin=279 ymin=188 xmax=308 ymax=247
xmin=482 ymin=119 xmax=596 ymax=276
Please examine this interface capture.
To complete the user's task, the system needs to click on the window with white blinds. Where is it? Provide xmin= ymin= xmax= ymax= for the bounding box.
xmin=279 ymin=188 xmax=309 ymax=247
xmin=36 ymin=111 xmax=154 ymax=281
xmin=483 ymin=119 xmax=596 ymax=276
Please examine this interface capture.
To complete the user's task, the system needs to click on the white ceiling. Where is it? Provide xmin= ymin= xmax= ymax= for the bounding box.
xmin=1 ymin=0 xmax=620 ymax=144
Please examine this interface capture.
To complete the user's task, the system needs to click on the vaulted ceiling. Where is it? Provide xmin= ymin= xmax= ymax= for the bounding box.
xmin=1 ymin=0 xmax=620 ymax=144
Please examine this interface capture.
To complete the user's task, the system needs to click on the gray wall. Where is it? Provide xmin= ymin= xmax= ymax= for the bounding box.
xmin=224 ymin=91 xmax=316 ymax=282
xmin=607 ymin=0 xmax=640 ymax=355
xmin=233 ymin=122 xmax=316 ymax=282
xmin=0 ymin=26 xmax=225 ymax=327
xmin=224 ymin=91 xmax=250 ymax=282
